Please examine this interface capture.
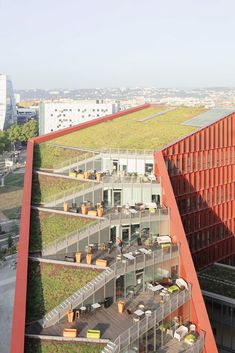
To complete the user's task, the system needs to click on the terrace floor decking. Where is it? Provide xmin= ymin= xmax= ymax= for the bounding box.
xmin=27 ymin=290 xmax=188 ymax=341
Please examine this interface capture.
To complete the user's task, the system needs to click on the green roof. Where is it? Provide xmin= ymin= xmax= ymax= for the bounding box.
xmin=198 ymin=264 xmax=235 ymax=299
xmin=49 ymin=106 xmax=204 ymax=150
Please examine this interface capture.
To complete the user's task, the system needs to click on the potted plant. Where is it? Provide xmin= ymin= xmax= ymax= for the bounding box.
xmin=117 ymin=299 xmax=125 ymax=313
xmin=75 ymin=252 xmax=82 ymax=263
xmin=67 ymin=309 xmax=74 ymax=323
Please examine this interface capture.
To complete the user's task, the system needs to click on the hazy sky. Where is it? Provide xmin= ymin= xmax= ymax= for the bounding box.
xmin=1 ymin=0 xmax=235 ymax=89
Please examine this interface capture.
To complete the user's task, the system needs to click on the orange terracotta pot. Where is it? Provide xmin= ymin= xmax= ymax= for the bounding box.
xmin=118 ymin=300 xmax=125 ymax=314
xmin=75 ymin=252 xmax=81 ymax=263
xmin=97 ymin=207 xmax=104 ymax=217
xmin=67 ymin=309 xmax=74 ymax=323
xmin=81 ymin=206 xmax=88 ymax=215
xmin=86 ymin=253 xmax=92 ymax=265
xmin=63 ymin=202 xmax=69 ymax=212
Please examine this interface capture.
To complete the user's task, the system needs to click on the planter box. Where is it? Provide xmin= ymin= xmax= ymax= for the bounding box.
xmin=63 ymin=328 xmax=77 ymax=338
xmin=88 ymin=210 xmax=97 ymax=217
xmin=86 ymin=329 xmax=101 ymax=339
xmin=69 ymin=172 xmax=77 ymax=178
xmin=96 ymin=259 xmax=108 ymax=267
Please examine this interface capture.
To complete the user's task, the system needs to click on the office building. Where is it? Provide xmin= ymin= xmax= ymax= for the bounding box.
xmin=0 ymin=74 xmax=17 ymax=130
xmin=12 ymin=104 xmax=235 ymax=353
xmin=39 ymin=100 xmax=120 ymax=134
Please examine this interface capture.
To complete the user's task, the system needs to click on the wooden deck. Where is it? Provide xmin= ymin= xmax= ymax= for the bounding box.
xmin=27 ymin=291 xmax=164 ymax=340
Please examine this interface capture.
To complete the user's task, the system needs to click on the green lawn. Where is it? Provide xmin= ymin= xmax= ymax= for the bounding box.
xmin=24 ymin=339 xmax=105 ymax=353
xmin=29 ymin=210 xmax=96 ymax=251
xmin=2 ymin=206 xmax=21 ymax=220
xmin=33 ymin=143 xmax=92 ymax=170
xmin=26 ymin=261 xmax=100 ymax=322
xmin=31 ymin=173 xmax=87 ymax=204
xmin=25 ymin=339 xmax=105 ymax=353
xmin=49 ymin=106 xmax=203 ymax=150
xmin=0 ymin=172 xmax=24 ymax=219
xmin=0 ymin=172 xmax=24 ymax=193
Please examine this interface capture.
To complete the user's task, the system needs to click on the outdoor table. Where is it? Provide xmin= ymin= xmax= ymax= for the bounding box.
xmin=129 ymin=208 xmax=138 ymax=214
xmin=139 ymin=248 xmax=149 ymax=254
xmin=138 ymin=304 xmax=145 ymax=310
xmin=123 ymin=253 xmax=135 ymax=260
xmin=149 ymin=284 xmax=164 ymax=292
xmin=134 ymin=309 xmax=144 ymax=317
xmin=92 ymin=303 xmax=101 ymax=309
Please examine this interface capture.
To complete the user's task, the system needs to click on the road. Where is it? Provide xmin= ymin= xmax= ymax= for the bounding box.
xmin=0 ymin=255 xmax=17 ymax=353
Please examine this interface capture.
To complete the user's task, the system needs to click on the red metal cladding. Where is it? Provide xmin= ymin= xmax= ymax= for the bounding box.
xmin=10 ymin=141 xmax=34 ymax=353
xmin=155 ymin=151 xmax=218 ymax=353
xmin=162 ymin=113 xmax=235 ymax=270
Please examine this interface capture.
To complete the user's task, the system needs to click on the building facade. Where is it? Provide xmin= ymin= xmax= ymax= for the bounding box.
xmin=0 ymin=74 xmax=17 ymax=130
xmin=12 ymin=104 xmax=235 ymax=353
xmin=39 ymin=100 xmax=120 ymax=135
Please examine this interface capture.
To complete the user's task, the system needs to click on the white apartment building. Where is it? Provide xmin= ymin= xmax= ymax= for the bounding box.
xmin=39 ymin=100 xmax=120 ymax=135
xmin=0 ymin=74 xmax=17 ymax=130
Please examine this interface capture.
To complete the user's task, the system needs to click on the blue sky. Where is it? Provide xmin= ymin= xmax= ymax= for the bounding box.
xmin=0 ymin=0 xmax=235 ymax=89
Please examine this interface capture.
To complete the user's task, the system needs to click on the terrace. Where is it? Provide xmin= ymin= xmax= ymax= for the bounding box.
xmin=28 ymin=288 xmax=191 ymax=339
xmin=198 ymin=263 xmax=235 ymax=299
xmin=26 ymin=260 xmax=101 ymax=323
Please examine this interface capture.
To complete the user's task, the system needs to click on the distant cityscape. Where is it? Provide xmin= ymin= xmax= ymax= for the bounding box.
xmin=15 ymin=86 xmax=235 ymax=109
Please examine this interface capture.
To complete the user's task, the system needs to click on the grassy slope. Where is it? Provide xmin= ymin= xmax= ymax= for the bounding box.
xmin=50 ymin=106 xmax=203 ymax=150
xmin=25 ymin=339 xmax=104 ymax=353
xmin=29 ymin=210 xmax=95 ymax=251
xmin=198 ymin=265 xmax=235 ymax=298
xmin=0 ymin=172 xmax=24 ymax=218
xmin=33 ymin=144 xmax=92 ymax=169
xmin=31 ymin=174 xmax=86 ymax=204
xmin=26 ymin=261 xmax=100 ymax=322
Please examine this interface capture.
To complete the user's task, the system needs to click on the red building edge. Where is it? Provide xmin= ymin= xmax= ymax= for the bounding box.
xmin=11 ymin=103 xmax=220 ymax=353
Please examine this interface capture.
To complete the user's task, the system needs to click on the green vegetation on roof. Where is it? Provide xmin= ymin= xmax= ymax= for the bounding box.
xmin=0 ymin=172 xmax=24 ymax=219
xmin=49 ymin=106 xmax=203 ymax=150
xmin=29 ymin=210 xmax=96 ymax=251
xmin=198 ymin=264 xmax=235 ymax=299
xmin=26 ymin=261 xmax=100 ymax=322
xmin=33 ymin=143 xmax=92 ymax=170
xmin=31 ymin=173 xmax=86 ymax=204
xmin=25 ymin=338 xmax=105 ymax=353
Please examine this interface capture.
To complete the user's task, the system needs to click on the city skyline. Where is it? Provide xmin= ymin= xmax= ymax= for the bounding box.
xmin=1 ymin=0 xmax=235 ymax=89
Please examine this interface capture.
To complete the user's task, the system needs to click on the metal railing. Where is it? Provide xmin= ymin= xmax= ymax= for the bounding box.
xmin=43 ymin=182 xmax=102 ymax=207
xmin=102 ymin=286 xmax=192 ymax=353
xmin=42 ymin=208 xmax=170 ymax=256
xmin=41 ymin=266 xmax=114 ymax=328
xmin=40 ymin=244 xmax=180 ymax=328
xmin=100 ymin=148 xmax=154 ymax=156
xmin=102 ymin=174 xmax=160 ymax=184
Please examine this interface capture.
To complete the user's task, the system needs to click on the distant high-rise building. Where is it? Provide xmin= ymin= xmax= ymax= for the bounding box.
xmin=0 ymin=74 xmax=17 ymax=130
xmin=39 ymin=99 xmax=120 ymax=135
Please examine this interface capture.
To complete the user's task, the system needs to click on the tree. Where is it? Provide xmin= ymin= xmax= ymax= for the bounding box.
xmin=21 ymin=119 xmax=38 ymax=141
xmin=0 ymin=130 xmax=10 ymax=154
xmin=7 ymin=124 xmax=21 ymax=150
xmin=7 ymin=234 xmax=13 ymax=249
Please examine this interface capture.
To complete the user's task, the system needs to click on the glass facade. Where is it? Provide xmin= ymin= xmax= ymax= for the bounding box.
xmin=0 ymin=74 xmax=16 ymax=130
